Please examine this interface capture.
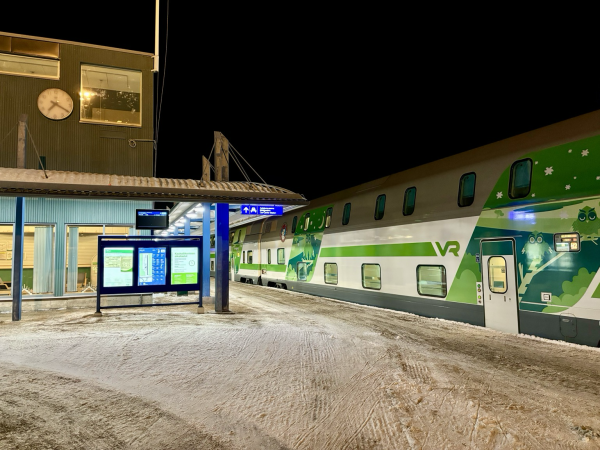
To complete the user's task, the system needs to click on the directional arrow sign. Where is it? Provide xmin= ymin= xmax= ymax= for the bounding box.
xmin=240 ymin=205 xmax=283 ymax=216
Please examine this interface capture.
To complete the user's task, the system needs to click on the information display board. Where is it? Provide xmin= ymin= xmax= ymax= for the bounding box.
xmin=97 ymin=236 xmax=201 ymax=295
xmin=103 ymin=248 xmax=134 ymax=287
xmin=240 ymin=205 xmax=283 ymax=216
xmin=171 ymin=247 xmax=199 ymax=284
xmin=135 ymin=209 xmax=169 ymax=230
xmin=138 ymin=247 xmax=167 ymax=286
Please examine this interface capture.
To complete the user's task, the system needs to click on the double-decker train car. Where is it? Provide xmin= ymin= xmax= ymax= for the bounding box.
xmin=229 ymin=110 xmax=600 ymax=347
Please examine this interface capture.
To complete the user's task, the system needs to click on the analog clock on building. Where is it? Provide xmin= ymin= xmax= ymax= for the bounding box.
xmin=37 ymin=88 xmax=74 ymax=120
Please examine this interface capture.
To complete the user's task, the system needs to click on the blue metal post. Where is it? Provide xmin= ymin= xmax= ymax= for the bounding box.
xmin=202 ymin=203 xmax=211 ymax=301
xmin=215 ymin=203 xmax=229 ymax=312
xmin=184 ymin=216 xmax=190 ymax=236
xmin=12 ymin=197 xmax=25 ymax=321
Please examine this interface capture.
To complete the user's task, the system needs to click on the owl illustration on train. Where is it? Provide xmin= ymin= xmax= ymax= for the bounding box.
xmin=521 ymin=230 xmax=553 ymax=260
xmin=571 ymin=206 xmax=599 ymax=243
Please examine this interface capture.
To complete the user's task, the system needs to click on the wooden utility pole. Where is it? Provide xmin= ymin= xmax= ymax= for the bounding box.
xmin=202 ymin=155 xmax=211 ymax=182
xmin=214 ymin=131 xmax=229 ymax=182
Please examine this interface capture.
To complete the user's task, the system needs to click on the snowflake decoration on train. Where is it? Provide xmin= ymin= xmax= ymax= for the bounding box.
xmin=565 ymin=184 xmax=571 ymax=190
xmin=582 ymin=149 xmax=589 ymax=156
xmin=496 ymin=192 xmax=503 ymax=199
xmin=544 ymin=167 xmax=553 ymax=176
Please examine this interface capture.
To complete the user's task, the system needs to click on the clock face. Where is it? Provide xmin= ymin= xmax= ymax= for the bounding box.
xmin=37 ymin=88 xmax=74 ymax=120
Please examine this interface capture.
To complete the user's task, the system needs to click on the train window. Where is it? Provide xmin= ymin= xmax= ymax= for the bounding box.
xmin=230 ymin=231 xmax=235 ymax=243
xmin=303 ymin=213 xmax=311 ymax=230
xmin=297 ymin=262 xmax=308 ymax=281
xmin=554 ymin=232 xmax=580 ymax=252
xmin=247 ymin=250 xmax=253 ymax=264
xmin=403 ymin=187 xmax=416 ymax=216
xmin=458 ymin=172 xmax=476 ymax=207
xmin=210 ymin=260 xmax=215 ymax=271
xmin=417 ymin=265 xmax=447 ymax=298
xmin=509 ymin=159 xmax=532 ymax=198
xmin=291 ymin=216 xmax=298 ymax=233
xmin=325 ymin=207 xmax=333 ymax=228
xmin=242 ymin=251 xmax=246 ymax=264
xmin=487 ymin=257 xmax=507 ymax=293
xmin=210 ymin=234 xmax=216 ymax=248
xmin=362 ymin=264 xmax=381 ymax=290
xmin=374 ymin=195 xmax=386 ymax=220
xmin=342 ymin=203 xmax=351 ymax=225
xmin=277 ymin=248 xmax=285 ymax=264
xmin=324 ymin=263 xmax=338 ymax=285
xmin=268 ymin=249 xmax=272 ymax=264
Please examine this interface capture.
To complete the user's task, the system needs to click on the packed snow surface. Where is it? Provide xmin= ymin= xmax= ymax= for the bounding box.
xmin=1 ymin=282 xmax=600 ymax=449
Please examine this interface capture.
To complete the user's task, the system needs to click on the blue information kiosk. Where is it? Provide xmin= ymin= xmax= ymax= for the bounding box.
xmin=95 ymin=235 xmax=203 ymax=314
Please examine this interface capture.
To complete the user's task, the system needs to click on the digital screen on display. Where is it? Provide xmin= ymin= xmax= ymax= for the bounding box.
xmin=136 ymin=209 xmax=169 ymax=230
xmin=171 ymin=247 xmax=199 ymax=285
xmin=138 ymin=247 xmax=167 ymax=286
xmin=103 ymin=247 xmax=134 ymax=287
xmin=554 ymin=233 xmax=580 ymax=252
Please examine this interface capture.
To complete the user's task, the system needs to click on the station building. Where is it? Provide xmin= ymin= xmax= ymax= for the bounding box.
xmin=0 ymin=32 xmax=308 ymax=311
xmin=0 ymin=32 xmax=155 ymax=300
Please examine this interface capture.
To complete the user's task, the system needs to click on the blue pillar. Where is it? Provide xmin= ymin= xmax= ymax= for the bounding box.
xmin=184 ymin=216 xmax=190 ymax=236
xmin=215 ymin=203 xmax=229 ymax=312
xmin=12 ymin=197 xmax=25 ymax=321
xmin=202 ymin=203 xmax=211 ymax=300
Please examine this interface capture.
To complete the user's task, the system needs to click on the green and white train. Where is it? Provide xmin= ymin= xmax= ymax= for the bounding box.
xmin=229 ymin=110 xmax=600 ymax=347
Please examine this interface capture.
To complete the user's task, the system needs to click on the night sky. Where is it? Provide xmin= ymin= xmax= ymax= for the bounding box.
xmin=2 ymin=4 xmax=599 ymax=202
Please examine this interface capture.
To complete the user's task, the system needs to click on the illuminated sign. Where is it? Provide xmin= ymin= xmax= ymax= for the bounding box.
xmin=103 ymin=248 xmax=134 ymax=287
xmin=554 ymin=233 xmax=580 ymax=252
xmin=136 ymin=209 xmax=169 ymax=230
xmin=240 ymin=205 xmax=283 ymax=216
xmin=171 ymin=247 xmax=199 ymax=284
xmin=138 ymin=247 xmax=166 ymax=286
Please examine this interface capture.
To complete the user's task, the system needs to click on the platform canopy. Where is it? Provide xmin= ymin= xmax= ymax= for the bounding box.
xmin=0 ymin=168 xmax=309 ymax=206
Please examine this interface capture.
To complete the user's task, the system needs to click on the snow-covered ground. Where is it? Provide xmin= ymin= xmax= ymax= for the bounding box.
xmin=1 ymin=282 xmax=600 ymax=449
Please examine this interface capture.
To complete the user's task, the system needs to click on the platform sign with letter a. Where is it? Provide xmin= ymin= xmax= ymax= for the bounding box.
xmin=240 ymin=205 xmax=283 ymax=216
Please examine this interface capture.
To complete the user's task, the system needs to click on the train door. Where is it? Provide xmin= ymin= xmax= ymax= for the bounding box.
xmin=480 ymin=239 xmax=519 ymax=334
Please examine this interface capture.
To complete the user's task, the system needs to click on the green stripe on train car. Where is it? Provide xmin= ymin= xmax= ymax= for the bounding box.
xmin=239 ymin=264 xmax=286 ymax=272
xmin=319 ymin=242 xmax=437 ymax=258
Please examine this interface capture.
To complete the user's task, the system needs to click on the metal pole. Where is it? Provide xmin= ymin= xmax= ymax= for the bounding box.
xmin=215 ymin=203 xmax=230 ymax=312
xmin=12 ymin=198 xmax=24 ymax=321
xmin=202 ymin=203 xmax=211 ymax=304
xmin=94 ymin=236 xmax=102 ymax=316
xmin=153 ymin=0 xmax=160 ymax=72
xmin=12 ymin=114 xmax=27 ymax=321
xmin=184 ymin=216 xmax=190 ymax=236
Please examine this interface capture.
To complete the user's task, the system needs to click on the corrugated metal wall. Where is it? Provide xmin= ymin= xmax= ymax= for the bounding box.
xmin=0 ymin=38 xmax=154 ymax=176
xmin=0 ymin=197 xmax=152 ymax=296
